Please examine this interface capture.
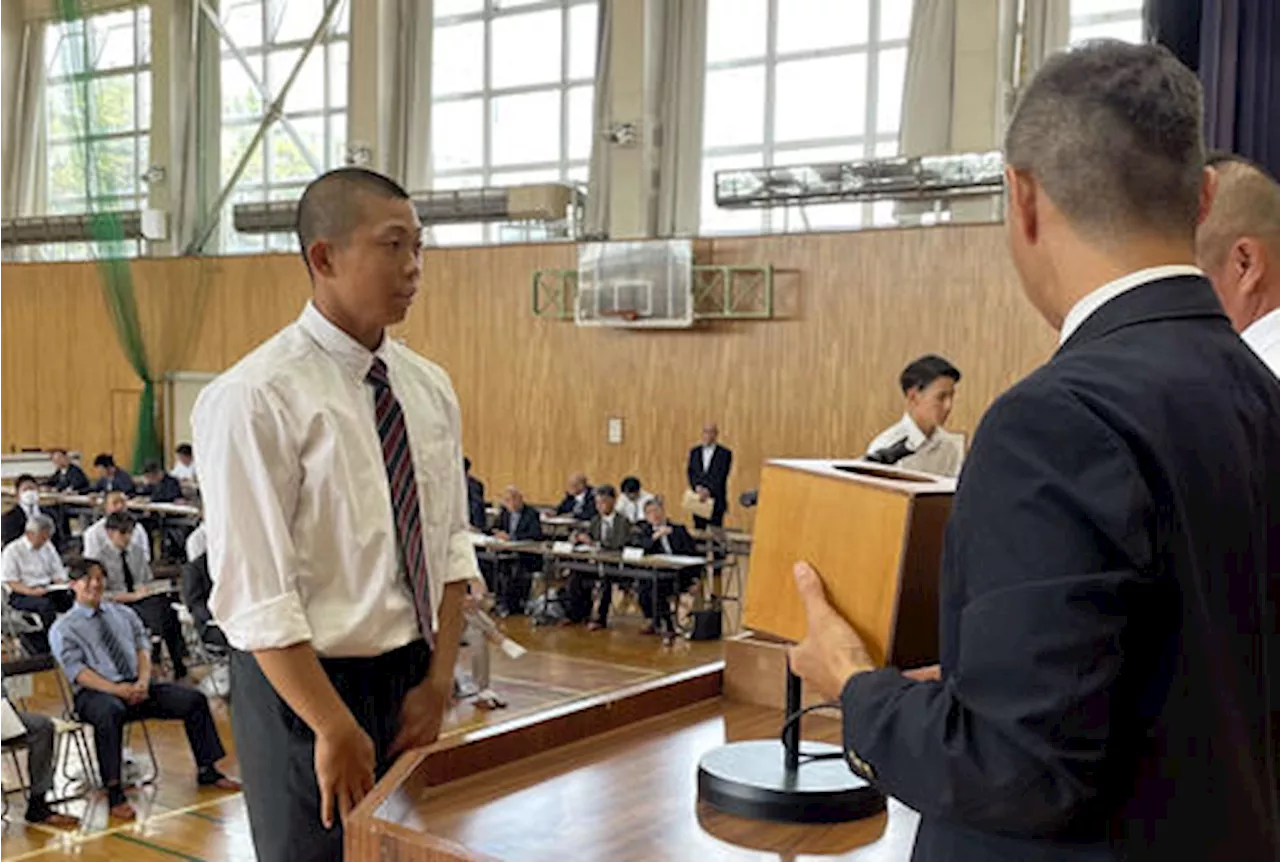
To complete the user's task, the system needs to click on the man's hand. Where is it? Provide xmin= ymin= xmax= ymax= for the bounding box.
xmin=112 ymin=681 xmax=146 ymax=704
xmin=654 ymin=525 xmax=673 ymax=539
xmin=494 ymin=531 xmax=511 ymax=541
xmin=788 ymin=562 xmax=876 ymax=701
xmin=314 ymin=720 xmax=375 ymax=830
xmin=389 ymin=680 xmax=449 ymax=759
xmin=902 ymin=664 xmax=941 ymax=682
xmin=696 ymin=486 xmax=711 ymax=502
xmin=30 ymin=587 xmax=48 ymax=598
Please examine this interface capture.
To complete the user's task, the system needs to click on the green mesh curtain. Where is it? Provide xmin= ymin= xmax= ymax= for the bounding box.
xmin=57 ymin=0 xmax=161 ymax=472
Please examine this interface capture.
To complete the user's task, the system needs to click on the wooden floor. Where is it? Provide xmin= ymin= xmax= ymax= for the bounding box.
xmin=1 ymin=617 xmax=725 ymax=861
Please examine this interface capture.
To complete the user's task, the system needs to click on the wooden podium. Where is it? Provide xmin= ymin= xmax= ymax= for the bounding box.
xmin=742 ymin=459 xmax=954 ymax=668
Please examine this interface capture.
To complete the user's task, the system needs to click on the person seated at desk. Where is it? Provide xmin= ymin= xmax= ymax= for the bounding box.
xmin=465 ymin=457 xmax=486 ymax=531
xmin=2 ymin=474 xmax=53 ymax=548
xmin=865 ymin=355 xmax=966 ymax=478
xmin=169 ymin=443 xmax=197 ymax=485
xmin=91 ymin=454 xmax=135 ymax=495
xmin=49 ymin=559 xmax=238 ymax=821
xmin=2 ymin=688 xmax=82 ymax=828
xmin=83 ymin=492 xmax=150 ymax=560
xmin=615 ymin=475 xmax=655 ymax=524
xmin=95 ymin=512 xmax=188 ymax=681
xmin=180 ymin=524 xmax=226 ymax=650
xmin=138 ymin=462 xmax=183 ymax=503
xmin=1 ymin=515 xmax=73 ymax=652
xmin=554 ymin=472 xmax=597 ymax=521
xmin=47 ymin=449 xmax=90 ymax=493
xmin=633 ymin=498 xmax=700 ymax=638
xmin=491 ymin=486 xmax=545 ymax=616
xmin=566 ymin=485 xmax=634 ymax=630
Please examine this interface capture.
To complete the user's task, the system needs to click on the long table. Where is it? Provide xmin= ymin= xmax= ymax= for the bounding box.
xmin=0 ymin=486 xmax=199 ymax=521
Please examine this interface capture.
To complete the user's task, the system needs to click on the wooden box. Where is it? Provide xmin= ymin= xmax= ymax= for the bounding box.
xmin=741 ymin=459 xmax=953 ymax=667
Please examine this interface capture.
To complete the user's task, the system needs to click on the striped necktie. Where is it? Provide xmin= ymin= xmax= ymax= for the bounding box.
xmin=94 ymin=609 xmax=135 ymax=681
xmin=366 ymin=358 xmax=434 ymax=648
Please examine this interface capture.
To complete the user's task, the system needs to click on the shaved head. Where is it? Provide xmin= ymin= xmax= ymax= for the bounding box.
xmin=1196 ymin=154 xmax=1280 ymax=333
xmin=296 ymin=168 xmax=413 ymax=276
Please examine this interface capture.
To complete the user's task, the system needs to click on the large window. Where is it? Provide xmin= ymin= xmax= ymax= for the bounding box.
xmin=1070 ymin=0 xmax=1145 ymax=44
xmin=43 ymin=4 xmax=152 ymax=259
xmin=219 ymin=0 xmax=351 ymax=253
xmin=700 ymin=0 xmax=913 ymax=235
xmin=429 ymin=0 xmax=597 ymax=245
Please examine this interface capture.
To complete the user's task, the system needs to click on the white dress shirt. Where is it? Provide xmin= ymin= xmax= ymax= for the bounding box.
xmin=96 ymin=538 xmax=155 ymax=595
xmin=1059 ymin=265 xmax=1204 ymax=345
xmin=1 ymin=537 xmax=66 ymax=588
xmin=865 ymin=413 xmax=965 ymax=478
xmin=616 ymin=491 xmax=654 ymax=524
xmin=186 ymin=523 xmax=207 ymax=562
xmin=81 ymin=518 xmax=150 ymax=565
xmin=599 ymin=512 xmax=619 ymax=543
xmin=193 ymin=302 xmax=481 ymax=657
xmin=701 ymin=444 xmax=716 ymax=472
xmin=1242 ymin=307 xmax=1280 ymax=379
xmin=170 ymin=461 xmax=198 ymax=483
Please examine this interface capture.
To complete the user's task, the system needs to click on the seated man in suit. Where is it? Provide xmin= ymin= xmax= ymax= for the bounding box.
xmin=465 ymin=457 xmax=486 ymax=531
xmin=615 ymin=476 xmax=655 ymax=524
xmin=491 ymin=486 xmax=545 ymax=616
xmin=633 ymin=498 xmax=701 ymax=638
xmin=687 ymin=424 xmax=733 ymax=528
xmin=96 ymin=512 xmax=188 ymax=681
xmin=1 ymin=515 xmax=73 ymax=653
xmin=46 ymin=449 xmax=90 ymax=493
xmin=180 ymin=530 xmax=227 ymax=650
xmin=2 ymin=690 xmax=81 ymax=828
xmin=169 ymin=443 xmax=197 ymax=485
xmin=566 ymin=485 xmax=634 ymax=630
xmin=865 ymin=355 xmax=966 ymax=478
xmin=2 ymin=474 xmax=52 ymax=548
xmin=82 ymin=492 xmax=150 ymax=561
xmin=49 ymin=559 xmax=238 ymax=821
xmin=138 ymin=462 xmax=182 ymax=503
xmin=554 ymin=472 xmax=597 ymax=521
xmin=91 ymin=454 xmax=135 ymax=495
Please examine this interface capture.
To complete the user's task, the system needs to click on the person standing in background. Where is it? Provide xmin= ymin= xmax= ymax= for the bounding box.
xmin=194 ymin=167 xmax=478 ymax=862
xmin=686 ymin=424 xmax=732 ymax=528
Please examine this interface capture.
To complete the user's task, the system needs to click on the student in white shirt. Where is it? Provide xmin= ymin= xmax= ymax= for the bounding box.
xmin=1 ymin=514 xmax=72 ymax=643
xmin=1196 ymin=152 xmax=1280 ymax=378
xmin=615 ymin=476 xmax=655 ymax=524
xmin=170 ymin=443 xmax=198 ymax=484
xmin=865 ymin=355 xmax=966 ymax=478
xmin=193 ymin=168 xmax=478 ymax=862
xmin=81 ymin=492 xmax=150 ymax=563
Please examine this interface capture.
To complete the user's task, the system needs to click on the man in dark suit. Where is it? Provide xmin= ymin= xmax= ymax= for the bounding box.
xmin=464 ymin=457 xmax=486 ymax=531
xmin=46 ymin=449 xmax=89 ymax=493
xmin=137 ymin=462 xmax=182 ymax=503
xmin=490 ymin=486 xmax=545 ymax=616
xmin=566 ymin=486 xmax=634 ymax=629
xmin=790 ymin=43 xmax=1280 ymax=862
xmin=1 ymin=475 xmax=46 ymax=548
xmin=633 ymin=498 xmax=700 ymax=639
xmin=554 ymin=472 xmax=596 ymax=521
xmin=91 ymin=454 xmax=135 ymax=495
xmin=686 ymin=424 xmax=732 ymax=528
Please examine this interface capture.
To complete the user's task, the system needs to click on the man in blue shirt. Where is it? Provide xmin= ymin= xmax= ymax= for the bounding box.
xmin=49 ymin=559 xmax=238 ymax=821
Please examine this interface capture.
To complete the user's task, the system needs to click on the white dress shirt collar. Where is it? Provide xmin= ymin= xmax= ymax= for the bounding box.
xmin=1242 ymin=307 xmax=1280 ymax=377
xmin=297 ymin=301 xmax=390 ymax=383
xmin=899 ymin=413 xmax=930 ymax=450
xmin=1059 ymin=265 xmax=1204 ymax=345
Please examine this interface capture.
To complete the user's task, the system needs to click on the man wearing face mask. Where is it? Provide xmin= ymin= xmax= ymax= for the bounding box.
xmin=2 ymin=475 xmax=52 ymax=548
xmin=864 ymin=355 xmax=965 ymax=477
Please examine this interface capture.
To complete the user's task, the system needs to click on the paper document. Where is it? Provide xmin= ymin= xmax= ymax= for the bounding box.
xmin=682 ymin=489 xmax=714 ymax=519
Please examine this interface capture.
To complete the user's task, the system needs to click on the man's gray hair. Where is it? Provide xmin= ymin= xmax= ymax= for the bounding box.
xmin=1004 ymin=40 xmax=1205 ymax=243
xmin=25 ymin=514 xmax=55 ymax=535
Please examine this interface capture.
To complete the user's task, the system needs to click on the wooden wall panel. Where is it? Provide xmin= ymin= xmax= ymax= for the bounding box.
xmin=0 ymin=225 xmax=1056 ymax=522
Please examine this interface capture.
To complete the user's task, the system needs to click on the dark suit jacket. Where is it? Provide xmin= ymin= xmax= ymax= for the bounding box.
xmin=840 ymin=276 xmax=1280 ymax=861
xmin=180 ymin=554 xmax=214 ymax=630
xmin=635 ymin=521 xmax=698 ymax=558
xmin=140 ymin=475 xmax=182 ymax=503
xmin=687 ymin=444 xmax=733 ymax=519
xmin=47 ymin=464 xmax=89 ymax=493
xmin=582 ymin=512 xmax=634 ymax=551
xmin=93 ymin=471 xmax=135 ymax=495
xmin=466 ymin=476 xmax=486 ymax=531
xmin=554 ymin=488 xmax=597 ymax=520
xmin=1 ymin=506 xmax=27 ymax=548
xmin=494 ymin=506 xmax=544 ymax=542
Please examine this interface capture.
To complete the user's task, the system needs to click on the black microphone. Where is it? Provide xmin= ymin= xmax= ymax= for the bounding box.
xmin=866 ymin=437 xmax=913 ymax=466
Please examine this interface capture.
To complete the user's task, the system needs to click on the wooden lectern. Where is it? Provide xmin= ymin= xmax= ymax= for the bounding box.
xmin=742 ymin=459 xmax=954 ymax=668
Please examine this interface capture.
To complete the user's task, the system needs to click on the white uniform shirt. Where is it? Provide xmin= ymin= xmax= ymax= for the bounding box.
xmin=170 ymin=461 xmax=198 ymax=483
xmin=615 ymin=491 xmax=655 ymax=524
xmin=82 ymin=518 xmax=150 ymax=564
xmin=186 ymin=523 xmax=207 ymax=562
xmin=1242 ymin=307 xmax=1280 ymax=379
xmin=192 ymin=302 xmax=481 ymax=657
xmin=866 ymin=414 xmax=966 ymax=478
xmin=1 ymin=537 xmax=66 ymax=588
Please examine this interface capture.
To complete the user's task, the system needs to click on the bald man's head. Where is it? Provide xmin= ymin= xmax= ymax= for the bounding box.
xmin=1196 ymin=154 xmax=1280 ymax=332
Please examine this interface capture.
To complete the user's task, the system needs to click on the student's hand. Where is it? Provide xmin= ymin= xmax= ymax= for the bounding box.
xmin=389 ymin=680 xmax=448 ymax=759
xmin=789 ymin=562 xmax=876 ymax=702
xmin=314 ymin=720 xmax=375 ymax=830
xmin=30 ymin=587 xmax=48 ymax=598
xmin=127 ymin=680 xmax=150 ymax=703
xmin=902 ymin=664 xmax=941 ymax=682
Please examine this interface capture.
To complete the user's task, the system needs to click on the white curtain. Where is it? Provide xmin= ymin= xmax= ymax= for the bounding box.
xmin=1016 ymin=0 xmax=1071 ymax=93
xmin=3 ymin=20 xmax=46 ymax=219
xmin=652 ymin=0 xmax=706 ymax=237
xmin=899 ymin=0 xmax=957 ymax=160
xmin=583 ymin=0 xmax=612 ymax=237
xmin=383 ymin=0 xmax=433 ymax=191
xmin=169 ymin=0 xmax=222 ymax=253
